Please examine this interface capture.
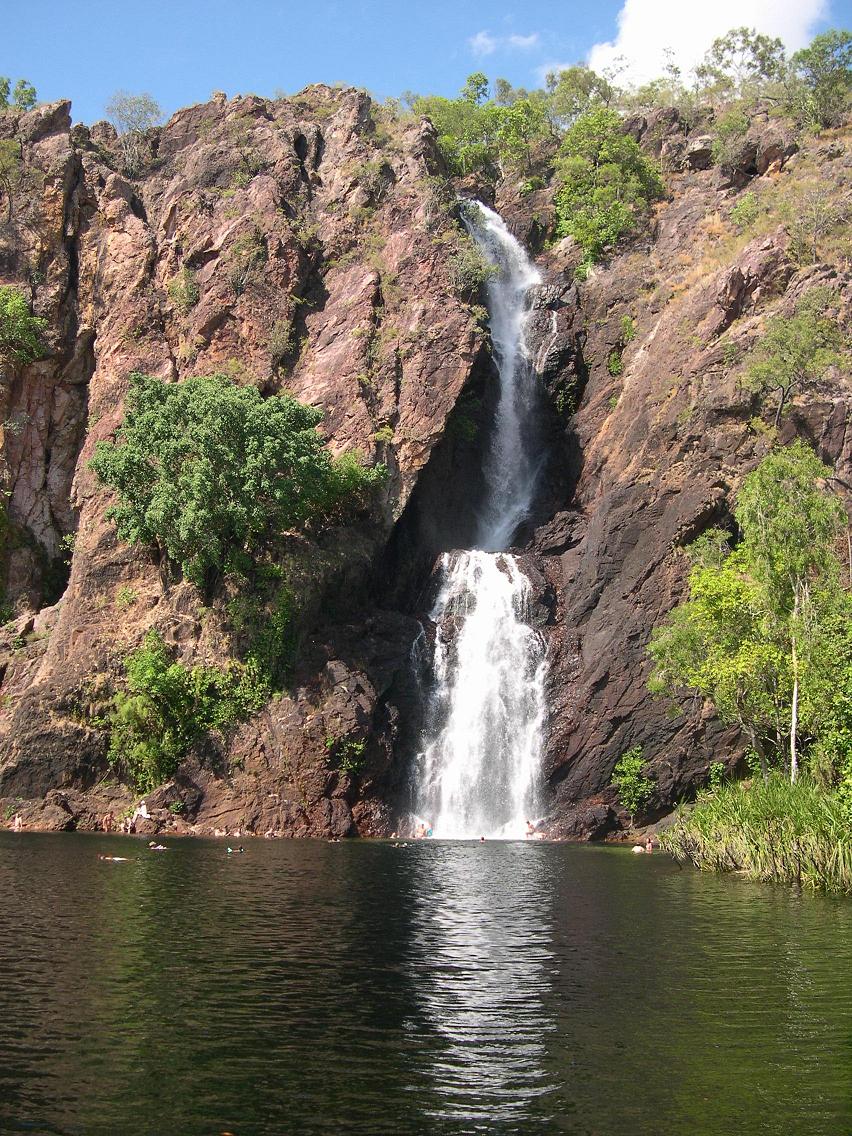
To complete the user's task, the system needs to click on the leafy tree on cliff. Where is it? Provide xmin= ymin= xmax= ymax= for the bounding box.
xmin=412 ymin=74 xmax=551 ymax=176
xmin=650 ymin=442 xmax=848 ymax=784
xmin=743 ymin=288 xmax=844 ymax=426
xmin=789 ymin=29 xmax=852 ymax=130
xmin=109 ymin=629 xmax=268 ymax=790
xmin=0 ymin=77 xmax=37 ymax=110
xmin=695 ymin=27 xmax=787 ymax=98
xmin=90 ymin=373 xmax=384 ymax=591
xmin=105 ymin=90 xmax=163 ymax=174
xmin=0 ymin=286 xmax=47 ymax=368
xmin=545 ymin=65 xmax=614 ymax=129
xmin=553 ymin=107 xmax=663 ymax=268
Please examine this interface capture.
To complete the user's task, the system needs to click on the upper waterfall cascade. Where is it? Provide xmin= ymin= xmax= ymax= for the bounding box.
xmin=413 ymin=203 xmax=548 ymax=839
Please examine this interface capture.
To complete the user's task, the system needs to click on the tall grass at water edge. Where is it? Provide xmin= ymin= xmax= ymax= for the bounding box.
xmin=660 ymin=775 xmax=852 ymax=894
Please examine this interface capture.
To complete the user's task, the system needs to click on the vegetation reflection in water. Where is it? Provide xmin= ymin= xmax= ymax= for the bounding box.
xmin=1 ymin=833 xmax=850 ymax=1136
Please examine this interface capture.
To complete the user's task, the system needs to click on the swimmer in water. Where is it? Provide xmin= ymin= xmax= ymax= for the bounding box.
xmin=148 ymin=841 xmax=167 ymax=851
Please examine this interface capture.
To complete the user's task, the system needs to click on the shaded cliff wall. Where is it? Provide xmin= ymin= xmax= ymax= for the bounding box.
xmin=500 ymin=112 xmax=852 ymax=836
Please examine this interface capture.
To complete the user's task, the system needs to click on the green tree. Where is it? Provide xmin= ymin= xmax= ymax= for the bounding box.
xmin=696 ymin=26 xmax=786 ymax=97
xmin=648 ymin=535 xmax=790 ymax=779
xmin=0 ymin=286 xmax=47 ymax=367
xmin=105 ymin=90 xmax=163 ymax=174
xmin=611 ymin=745 xmax=654 ymax=822
xmin=545 ymin=65 xmax=613 ymax=129
xmin=789 ymin=29 xmax=852 ymax=130
xmin=12 ymin=80 xmax=37 ymax=110
xmin=461 ymin=72 xmax=489 ymax=105
xmin=744 ymin=288 xmax=844 ymax=426
xmin=90 ymin=373 xmax=384 ymax=590
xmin=0 ymin=77 xmax=37 ymax=110
xmin=553 ymin=107 xmax=663 ymax=267
xmin=736 ymin=442 xmax=846 ymax=780
xmin=493 ymin=98 xmax=549 ymax=170
xmin=650 ymin=442 xmax=847 ymax=783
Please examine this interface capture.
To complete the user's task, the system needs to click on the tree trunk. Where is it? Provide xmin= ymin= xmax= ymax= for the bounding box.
xmin=751 ymin=731 xmax=769 ymax=783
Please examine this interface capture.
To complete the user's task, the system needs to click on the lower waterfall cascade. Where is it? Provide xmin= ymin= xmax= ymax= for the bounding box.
xmin=412 ymin=203 xmax=549 ymax=839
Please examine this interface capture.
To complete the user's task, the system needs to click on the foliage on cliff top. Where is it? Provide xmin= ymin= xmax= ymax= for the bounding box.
xmin=91 ymin=373 xmax=384 ymax=590
xmin=0 ymin=286 xmax=47 ymax=367
xmin=108 ymin=630 xmax=267 ymax=791
xmin=0 ymin=77 xmax=37 ymax=111
xmin=554 ymin=108 xmax=664 ymax=267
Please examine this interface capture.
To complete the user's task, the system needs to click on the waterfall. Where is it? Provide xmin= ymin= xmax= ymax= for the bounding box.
xmin=413 ymin=203 xmax=547 ymax=839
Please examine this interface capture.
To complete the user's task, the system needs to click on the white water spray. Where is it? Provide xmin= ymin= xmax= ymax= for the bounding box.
xmin=413 ymin=203 xmax=547 ymax=839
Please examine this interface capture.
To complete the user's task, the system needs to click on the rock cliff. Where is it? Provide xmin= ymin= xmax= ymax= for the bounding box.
xmin=0 ymin=92 xmax=849 ymax=837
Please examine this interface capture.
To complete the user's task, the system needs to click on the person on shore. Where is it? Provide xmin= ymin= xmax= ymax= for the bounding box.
xmin=12 ymin=812 xmax=22 ymax=832
xmin=525 ymin=819 xmax=535 ymax=837
xmin=102 ymin=811 xmax=115 ymax=833
xmin=132 ymin=800 xmax=150 ymax=826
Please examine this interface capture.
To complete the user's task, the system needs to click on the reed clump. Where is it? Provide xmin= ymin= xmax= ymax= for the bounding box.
xmin=660 ymin=775 xmax=852 ymax=894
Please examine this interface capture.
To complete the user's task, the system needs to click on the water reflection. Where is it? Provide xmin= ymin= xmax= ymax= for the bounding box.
xmin=407 ymin=841 xmax=558 ymax=1129
xmin=1 ymin=835 xmax=851 ymax=1136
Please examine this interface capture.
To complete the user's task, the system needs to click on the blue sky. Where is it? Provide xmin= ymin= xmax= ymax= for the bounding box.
xmin=2 ymin=0 xmax=843 ymax=124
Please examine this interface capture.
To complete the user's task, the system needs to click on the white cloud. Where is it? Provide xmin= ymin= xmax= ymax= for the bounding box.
xmin=587 ymin=0 xmax=828 ymax=86
xmin=508 ymin=33 xmax=540 ymax=50
xmin=469 ymin=30 xmax=498 ymax=57
xmin=468 ymin=30 xmax=541 ymax=58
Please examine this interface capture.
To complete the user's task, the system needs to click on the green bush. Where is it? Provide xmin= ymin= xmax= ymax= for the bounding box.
xmin=167 ymin=267 xmax=200 ymax=313
xmin=90 ymin=373 xmax=384 ymax=590
xmin=744 ymin=287 xmax=844 ymax=425
xmin=0 ymin=286 xmax=47 ymax=366
xmin=711 ymin=106 xmax=751 ymax=167
xmin=554 ymin=108 xmax=663 ymax=267
xmin=611 ymin=745 xmax=654 ymax=820
xmin=108 ymin=630 xmax=268 ymax=790
xmin=730 ymin=191 xmax=760 ymax=230
xmin=228 ymin=228 xmax=267 ymax=295
xmin=226 ymin=578 xmax=298 ymax=688
xmin=439 ymin=225 xmax=496 ymax=295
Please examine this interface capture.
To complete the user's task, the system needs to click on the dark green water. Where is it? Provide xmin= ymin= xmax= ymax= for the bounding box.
xmin=0 ymin=834 xmax=850 ymax=1136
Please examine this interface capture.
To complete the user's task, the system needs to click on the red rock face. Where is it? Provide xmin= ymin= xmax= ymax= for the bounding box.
xmin=0 ymin=89 xmax=483 ymax=834
xmin=0 ymin=93 xmax=849 ymax=839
